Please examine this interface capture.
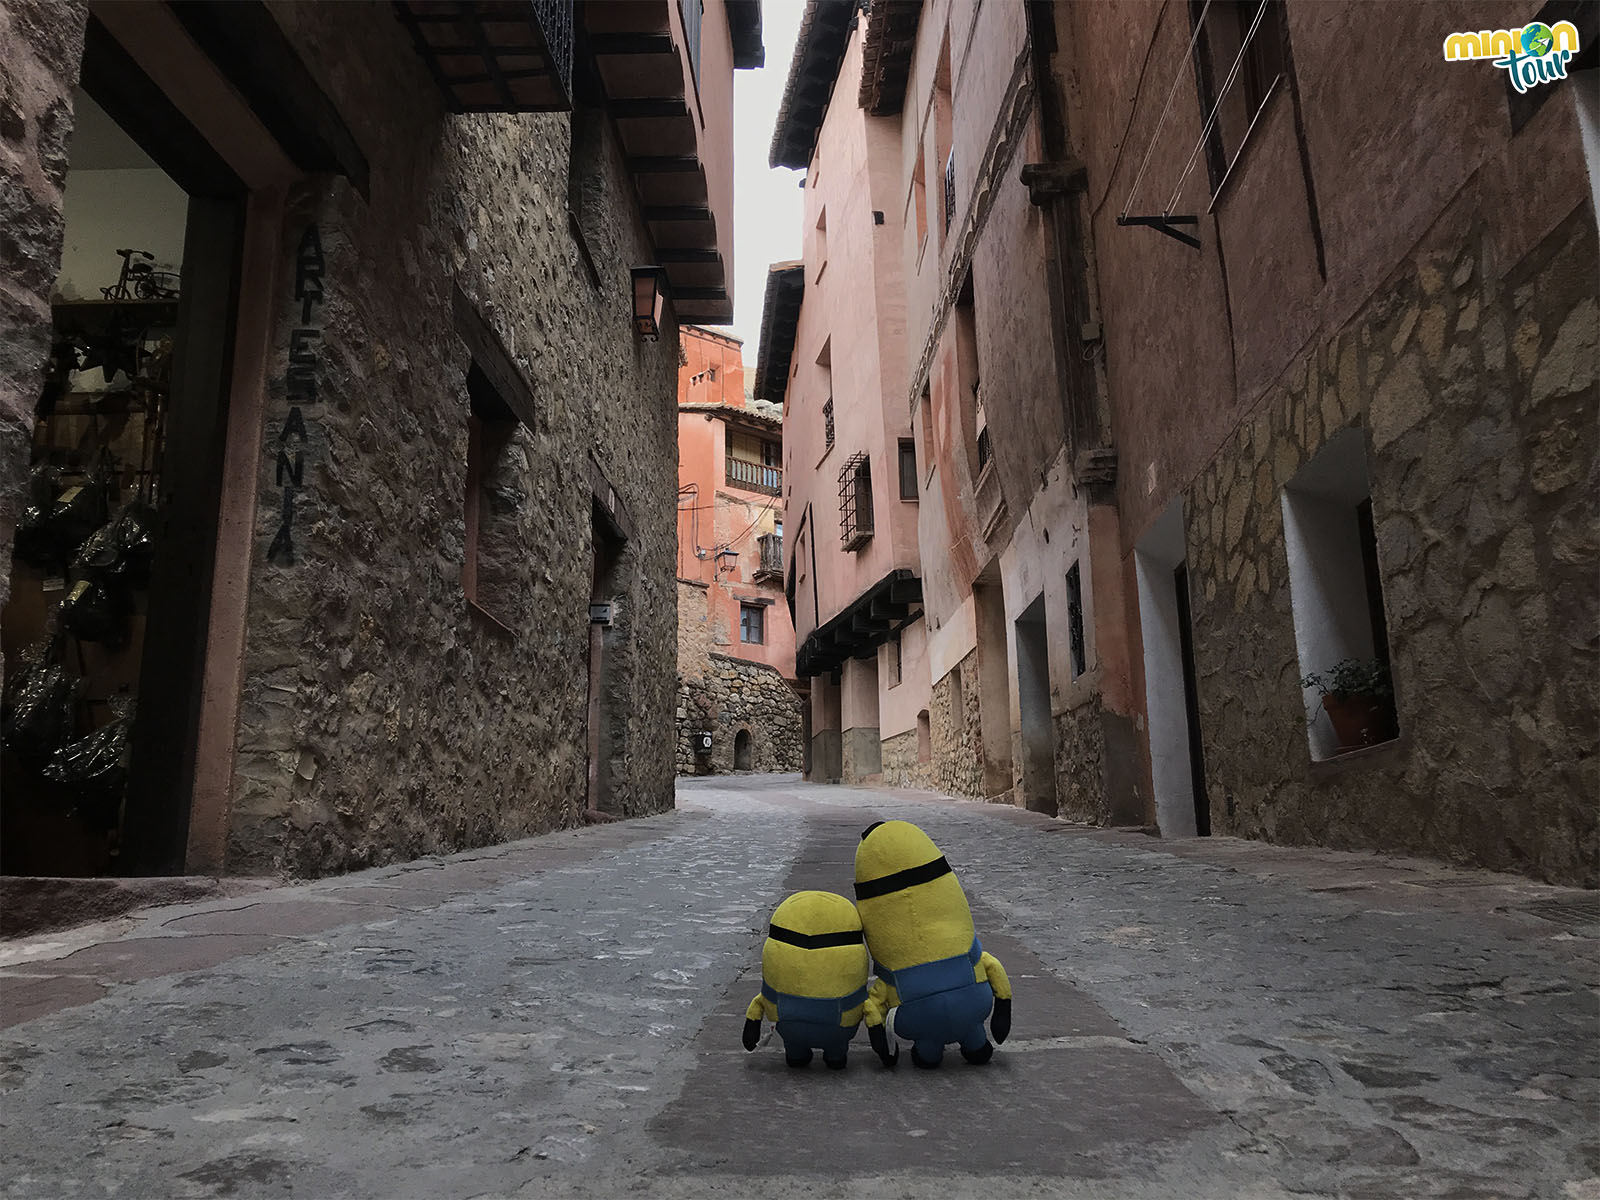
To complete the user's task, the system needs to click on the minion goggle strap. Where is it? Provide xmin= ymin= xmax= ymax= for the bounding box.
xmin=853 ymin=856 xmax=953 ymax=901
xmin=767 ymin=925 xmax=866 ymax=950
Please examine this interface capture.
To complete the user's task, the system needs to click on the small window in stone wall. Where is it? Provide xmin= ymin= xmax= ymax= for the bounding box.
xmin=1066 ymin=562 xmax=1086 ymax=678
xmin=464 ymin=363 xmax=521 ymax=632
xmin=740 ymin=603 xmax=765 ymax=644
xmin=917 ymin=710 xmax=931 ymax=762
xmin=1282 ymin=428 xmax=1400 ymax=761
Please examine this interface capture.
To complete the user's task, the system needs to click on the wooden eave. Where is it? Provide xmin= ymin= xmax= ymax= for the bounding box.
xmin=393 ymin=0 xmax=574 ymax=113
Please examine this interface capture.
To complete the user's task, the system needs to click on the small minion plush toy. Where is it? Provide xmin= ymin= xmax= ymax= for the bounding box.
xmin=855 ymin=820 xmax=1012 ymax=1068
xmin=742 ymin=890 xmax=870 ymax=1069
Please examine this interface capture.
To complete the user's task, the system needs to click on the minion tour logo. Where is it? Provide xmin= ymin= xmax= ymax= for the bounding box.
xmin=1443 ymin=19 xmax=1582 ymax=92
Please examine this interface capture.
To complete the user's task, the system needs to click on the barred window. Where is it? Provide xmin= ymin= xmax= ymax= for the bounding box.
xmin=823 ymin=397 xmax=835 ymax=448
xmin=839 ymin=452 xmax=873 ymax=550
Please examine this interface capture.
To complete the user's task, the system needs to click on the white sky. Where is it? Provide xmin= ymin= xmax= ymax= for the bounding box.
xmin=714 ymin=0 xmax=806 ymax=357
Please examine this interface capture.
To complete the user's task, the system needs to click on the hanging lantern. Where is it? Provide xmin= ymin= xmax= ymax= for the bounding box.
xmin=631 ymin=266 xmax=667 ymax=341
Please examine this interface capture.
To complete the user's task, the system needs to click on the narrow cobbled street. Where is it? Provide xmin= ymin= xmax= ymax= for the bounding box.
xmin=2 ymin=776 xmax=1595 ymax=1200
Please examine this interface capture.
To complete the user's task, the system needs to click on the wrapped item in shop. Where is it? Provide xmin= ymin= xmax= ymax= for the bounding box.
xmin=1 ymin=647 xmax=78 ymax=762
xmin=114 ymin=502 xmax=157 ymax=588
xmin=12 ymin=465 xmax=64 ymax=568
xmin=43 ymin=712 xmax=132 ymax=799
xmin=44 ymin=474 xmax=110 ymax=554
xmin=58 ymin=577 xmax=129 ymax=647
xmin=70 ymin=502 xmax=158 ymax=590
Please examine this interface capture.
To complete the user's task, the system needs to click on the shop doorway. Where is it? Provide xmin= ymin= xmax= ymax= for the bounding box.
xmin=1014 ymin=593 xmax=1058 ymax=816
xmin=0 ymin=36 xmax=244 ymax=877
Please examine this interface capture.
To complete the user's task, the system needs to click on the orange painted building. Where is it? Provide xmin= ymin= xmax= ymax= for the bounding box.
xmin=675 ymin=326 xmax=802 ymax=774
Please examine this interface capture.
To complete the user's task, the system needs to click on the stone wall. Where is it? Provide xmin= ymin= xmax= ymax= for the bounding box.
xmin=880 ymin=726 xmax=934 ymax=790
xmin=1053 ymin=697 xmax=1107 ymax=823
xmin=1184 ymin=203 xmax=1597 ymax=886
xmin=675 ymin=651 xmax=803 ymax=775
xmin=224 ymin=3 xmax=679 ymax=874
xmin=930 ymin=653 xmax=984 ymax=798
xmin=0 ymin=1 xmax=83 ymax=612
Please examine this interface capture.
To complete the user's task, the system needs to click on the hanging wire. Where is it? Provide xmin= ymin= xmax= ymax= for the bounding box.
xmin=1164 ymin=0 xmax=1270 ymax=216
xmin=1121 ymin=0 xmax=1214 ymax=218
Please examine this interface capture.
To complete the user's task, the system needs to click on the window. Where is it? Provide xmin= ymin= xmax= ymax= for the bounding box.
xmin=898 ymin=438 xmax=918 ymax=500
xmin=1065 ymin=562 xmax=1087 ymax=678
xmin=1190 ymin=0 xmax=1288 ymax=191
xmin=839 ymin=452 xmax=873 ymax=550
xmin=932 ymin=33 xmax=953 ymax=246
xmin=911 ymin=147 xmax=929 ymax=247
xmin=762 ymin=439 xmax=781 ymax=468
xmin=464 ymin=364 xmax=519 ymax=630
xmin=887 ymin=634 xmax=903 ymax=686
xmin=740 ymin=602 xmax=765 ymax=644
xmin=943 ymin=148 xmax=956 ymax=234
xmin=814 ymin=208 xmax=828 ymax=279
xmin=1281 ymin=428 xmax=1401 ymax=761
xmin=822 ymin=397 xmax=835 ymax=449
xmin=708 ymin=365 xmax=717 ymax=382
xmin=918 ymin=385 xmax=934 ymax=483
xmin=682 ymin=0 xmax=704 ymax=90
xmin=567 ymin=99 xmax=605 ymax=288
xmin=954 ymin=272 xmax=984 ymax=477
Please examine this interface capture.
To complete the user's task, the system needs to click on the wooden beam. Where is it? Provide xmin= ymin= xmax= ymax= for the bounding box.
xmin=610 ymin=97 xmax=688 ymax=119
xmin=589 ymin=32 xmax=675 ymax=55
xmin=626 ymin=155 xmax=701 ymax=173
xmin=657 ymin=248 xmax=720 ymax=264
xmin=643 ymin=204 xmax=712 ymax=222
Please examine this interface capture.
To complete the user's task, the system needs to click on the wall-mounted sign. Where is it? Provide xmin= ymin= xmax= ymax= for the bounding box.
xmin=695 ymin=731 xmax=713 ymax=755
xmin=589 ymin=602 xmax=613 ymax=626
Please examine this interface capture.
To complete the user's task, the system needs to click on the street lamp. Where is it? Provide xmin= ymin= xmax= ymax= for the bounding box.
xmin=631 ymin=265 xmax=667 ymax=341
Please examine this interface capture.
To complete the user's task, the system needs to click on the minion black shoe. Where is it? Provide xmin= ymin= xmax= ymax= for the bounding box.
xmin=960 ymin=1041 xmax=994 ymax=1065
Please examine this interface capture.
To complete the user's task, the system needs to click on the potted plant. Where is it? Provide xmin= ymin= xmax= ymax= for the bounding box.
xmin=1301 ymin=658 xmax=1398 ymax=752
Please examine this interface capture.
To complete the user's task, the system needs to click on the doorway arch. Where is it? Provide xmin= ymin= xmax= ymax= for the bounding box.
xmin=733 ymin=729 xmax=752 ymax=771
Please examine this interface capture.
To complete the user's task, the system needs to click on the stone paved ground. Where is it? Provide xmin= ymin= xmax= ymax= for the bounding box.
xmin=1 ymin=775 xmax=1596 ymax=1199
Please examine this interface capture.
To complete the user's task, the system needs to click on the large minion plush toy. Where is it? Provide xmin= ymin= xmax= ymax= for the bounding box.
xmin=742 ymin=890 xmax=871 ymax=1069
xmin=855 ymin=820 xmax=1012 ymax=1068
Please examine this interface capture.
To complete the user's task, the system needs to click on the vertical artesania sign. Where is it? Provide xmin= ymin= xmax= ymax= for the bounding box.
xmin=266 ymin=224 xmax=324 ymax=565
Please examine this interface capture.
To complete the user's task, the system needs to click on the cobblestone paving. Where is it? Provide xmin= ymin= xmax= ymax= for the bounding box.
xmin=0 ymin=776 xmax=1595 ymax=1200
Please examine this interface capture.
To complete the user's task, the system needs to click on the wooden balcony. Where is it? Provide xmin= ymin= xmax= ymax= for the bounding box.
xmin=754 ymin=533 xmax=783 ymax=583
xmin=726 ymin=457 xmax=781 ymax=496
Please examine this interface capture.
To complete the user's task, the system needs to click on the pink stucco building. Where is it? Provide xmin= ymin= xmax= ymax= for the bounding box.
xmin=757 ymin=7 xmax=931 ymax=785
xmin=676 ymin=325 xmax=803 ymax=775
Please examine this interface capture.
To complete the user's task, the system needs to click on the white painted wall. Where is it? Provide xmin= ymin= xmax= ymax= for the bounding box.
xmin=1134 ymin=501 xmax=1196 ymax=837
xmin=55 ymin=168 xmax=187 ymax=301
xmin=1281 ymin=429 xmax=1377 ymax=760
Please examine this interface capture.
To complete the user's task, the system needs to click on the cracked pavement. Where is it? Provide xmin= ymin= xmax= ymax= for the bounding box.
xmin=1 ymin=775 xmax=1597 ymax=1198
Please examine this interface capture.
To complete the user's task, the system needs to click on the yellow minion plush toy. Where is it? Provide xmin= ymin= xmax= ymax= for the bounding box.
xmin=855 ymin=820 xmax=1012 ymax=1068
xmin=742 ymin=890 xmax=871 ymax=1069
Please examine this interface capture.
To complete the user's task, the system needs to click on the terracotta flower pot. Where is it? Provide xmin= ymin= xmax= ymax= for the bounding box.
xmin=1322 ymin=693 xmax=1395 ymax=752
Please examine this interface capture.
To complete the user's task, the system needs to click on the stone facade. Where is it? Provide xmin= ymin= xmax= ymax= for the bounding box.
xmin=0 ymin=1 xmax=728 ymax=879
xmin=675 ymin=651 xmax=803 ymax=775
xmin=1185 ymin=209 xmax=1597 ymax=886
xmin=0 ymin=0 xmax=83 ymax=614
xmin=929 ymin=654 xmax=983 ymax=799
xmin=880 ymin=726 xmax=932 ymax=790
xmin=220 ymin=3 xmax=680 ymax=874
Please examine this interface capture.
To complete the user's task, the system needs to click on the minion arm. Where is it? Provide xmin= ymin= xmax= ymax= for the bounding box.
xmin=742 ymin=993 xmax=775 ymax=1051
xmin=979 ymin=952 xmax=1012 ymax=1044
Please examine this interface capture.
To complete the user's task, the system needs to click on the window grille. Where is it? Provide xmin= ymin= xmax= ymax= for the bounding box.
xmin=976 ymin=426 xmax=992 ymax=473
xmin=839 ymin=452 xmax=873 ymax=550
xmin=823 ymin=397 xmax=835 ymax=448
xmin=1066 ymin=562 xmax=1086 ymax=678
